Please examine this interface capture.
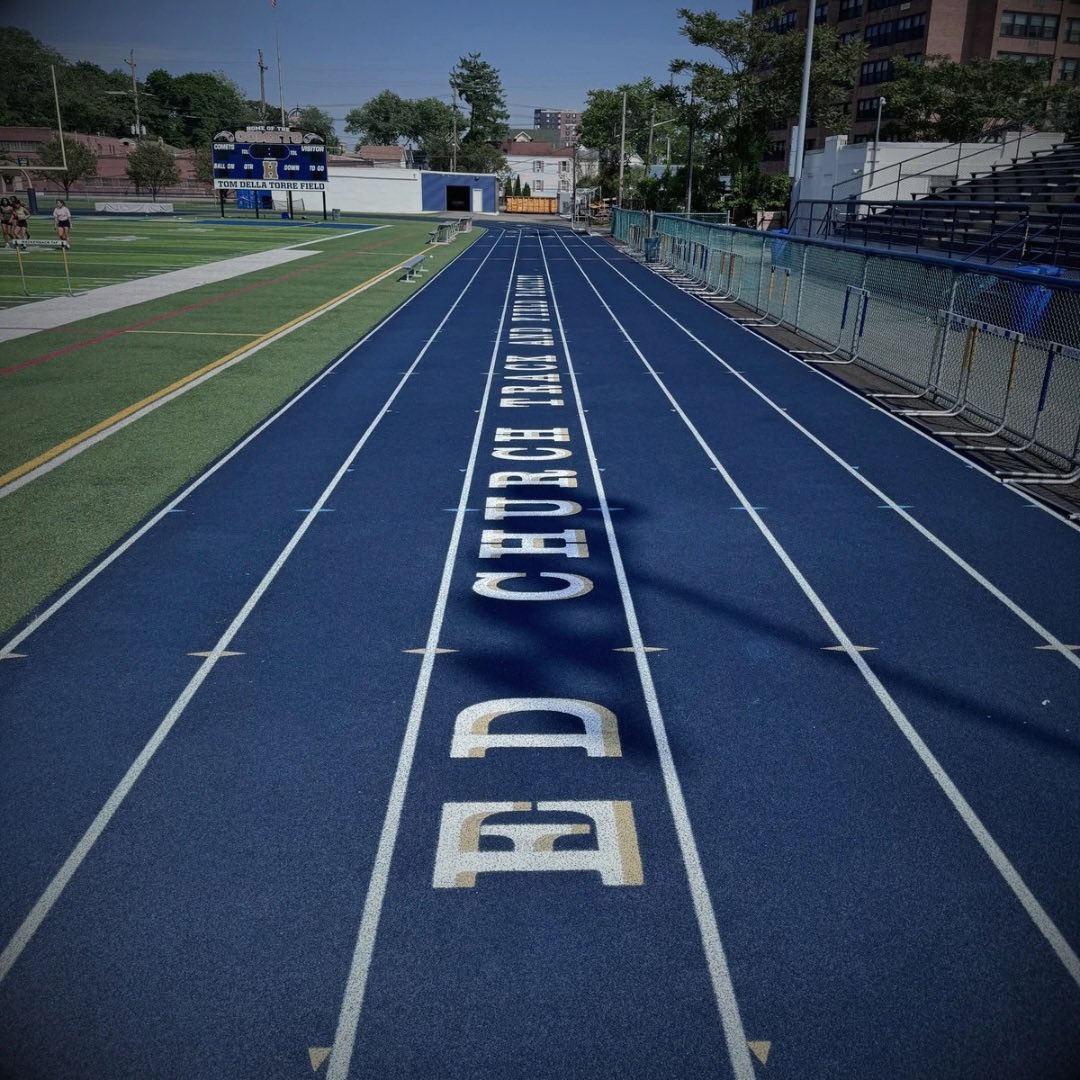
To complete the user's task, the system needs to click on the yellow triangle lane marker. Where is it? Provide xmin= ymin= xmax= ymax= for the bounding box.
xmin=613 ymin=645 xmax=667 ymax=653
xmin=403 ymin=647 xmax=458 ymax=655
xmin=1035 ymin=644 xmax=1080 ymax=651
xmin=748 ymin=1040 xmax=771 ymax=1065
xmin=822 ymin=644 xmax=877 ymax=652
xmin=308 ymin=1046 xmax=332 ymax=1072
xmin=187 ymin=650 xmax=245 ymax=658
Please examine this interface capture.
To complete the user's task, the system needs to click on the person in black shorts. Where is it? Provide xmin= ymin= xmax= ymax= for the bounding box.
xmin=53 ymin=199 xmax=72 ymax=247
xmin=0 ymin=198 xmax=13 ymax=246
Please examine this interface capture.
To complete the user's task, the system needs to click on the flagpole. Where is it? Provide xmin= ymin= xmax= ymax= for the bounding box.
xmin=273 ymin=0 xmax=286 ymax=127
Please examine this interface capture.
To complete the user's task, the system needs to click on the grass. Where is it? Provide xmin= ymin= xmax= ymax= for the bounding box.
xmin=0 ymin=216 xmax=483 ymax=634
xmin=0 ymin=214 xmax=382 ymax=304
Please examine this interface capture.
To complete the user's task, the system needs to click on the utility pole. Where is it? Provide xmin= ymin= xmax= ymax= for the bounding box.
xmin=273 ymin=3 xmax=286 ymax=126
xmin=451 ymin=83 xmax=458 ymax=172
xmin=126 ymin=49 xmax=141 ymax=137
xmin=647 ymin=105 xmax=655 ymax=170
xmin=685 ymin=92 xmax=695 ymax=217
xmin=617 ymin=90 xmax=627 ymax=207
xmin=257 ymin=49 xmax=268 ymax=121
xmin=790 ymin=4 xmax=816 ymax=219
xmin=571 ymin=129 xmax=579 ymax=228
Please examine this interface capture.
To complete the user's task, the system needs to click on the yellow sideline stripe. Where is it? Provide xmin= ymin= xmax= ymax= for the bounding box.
xmin=0 ymin=253 xmax=424 ymax=489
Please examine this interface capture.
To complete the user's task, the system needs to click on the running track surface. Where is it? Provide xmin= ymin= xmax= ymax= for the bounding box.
xmin=1 ymin=225 xmax=1078 ymax=1080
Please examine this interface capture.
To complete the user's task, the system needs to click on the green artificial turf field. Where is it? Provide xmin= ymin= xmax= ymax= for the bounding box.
xmin=0 ymin=214 xmax=482 ymax=634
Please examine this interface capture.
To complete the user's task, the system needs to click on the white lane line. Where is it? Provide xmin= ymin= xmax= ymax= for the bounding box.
xmin=538 ymin=237 xmax=757 ymax=1080
xmin=0 ymin=233 xmax=507 ymax=986
xmin=568 ymin=233 xmax=1080 ymax=672
xmin=0 ymin=233 xmax=502 ymax=659
xmin=554 ymin=232 xmax=1080 ymax=992
xmin=287 ymin=225 xmax=392 ymax=248
xmin=326 ymin=232 xmax=522 ymax=1080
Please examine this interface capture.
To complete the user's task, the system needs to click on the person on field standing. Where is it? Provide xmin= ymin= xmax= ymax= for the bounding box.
xmin=53 ymin=199 xmax=72 ymax=247
xmin=0 ymin=198 xmax=13 ymax=246
xmin=12 ymin=198 xmax=29 ymax=241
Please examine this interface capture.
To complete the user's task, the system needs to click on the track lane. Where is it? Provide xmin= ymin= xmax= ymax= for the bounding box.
xmin=0 ymin=223 xmax=1077 ymax=1080
xmin=541 ymin=226 xmax=1080 ymax=1077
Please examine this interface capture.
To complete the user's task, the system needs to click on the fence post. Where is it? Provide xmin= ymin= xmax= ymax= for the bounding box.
xmin=793 ymin=243 xmax=809 ymax=335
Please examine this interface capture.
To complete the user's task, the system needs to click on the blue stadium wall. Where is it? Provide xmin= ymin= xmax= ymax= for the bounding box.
xmin=421 ymin=172 xmax=499 ymax=214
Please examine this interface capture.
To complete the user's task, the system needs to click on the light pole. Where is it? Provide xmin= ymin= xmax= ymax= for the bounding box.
xmin=790 ymin=6 xmax=816 ymax=220
xmin=647 ymin=117 xmax=677 ymax=170
xmin=617 ymin=90 xmax=627 ymax=207
xmin=869 ymin=95 xmax=887 ymax=188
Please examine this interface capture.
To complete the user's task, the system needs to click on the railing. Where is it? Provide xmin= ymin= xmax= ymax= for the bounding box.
xmin=613 ymin=208 xmax=1080 ymax=487
xmin=787 ymin=199 xmax=1080 ymax=273
xmin=829 ymin=131 xmax=1056 ymax=203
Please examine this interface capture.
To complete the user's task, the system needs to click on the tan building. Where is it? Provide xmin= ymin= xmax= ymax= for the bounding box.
xmin=754 ymin=0 xmax=1080 ymax=170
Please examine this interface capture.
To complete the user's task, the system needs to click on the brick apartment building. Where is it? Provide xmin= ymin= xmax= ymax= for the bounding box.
xmin=0 ymin=126 xmax=201 ymax=195
xmin=533 ymin=109 xmax=584 ymax=148
xmin=754 ymin=0 xmax=1080 ymax=171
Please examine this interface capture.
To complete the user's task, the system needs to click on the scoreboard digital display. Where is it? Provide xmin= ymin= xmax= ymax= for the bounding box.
xmin=212 ymin=126 xmax=327 ymax=191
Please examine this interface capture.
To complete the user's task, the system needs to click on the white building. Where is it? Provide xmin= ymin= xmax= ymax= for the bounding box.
xmin=504 ymin=144 xmax=574 ymax=199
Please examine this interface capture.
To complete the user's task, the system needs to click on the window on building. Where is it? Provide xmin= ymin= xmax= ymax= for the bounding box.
xmin=839 ymin=0 xmax=862 ymax=20
xmin=533 ymin=160 xmax=544 ymax=172
xmin=867 ymin=0 xmax=896 ymax=10
xmin=856 ymin=96 xmax=888 ymax=118
xmin=840 ymin=30 xmax=860 ymax=44
xmin=997 ymin=50 xmax=1051 ymax=63
xmin=1061 ymin=57 xmax=1080 ymax=80
xmin=766 ymin=9 xmax=798 ymax=31
xmin=860 ymin=58 xmax=893 ymax=84
xmin=754 ymin=0 xmax=788 ymax=9
xmin=865 ymin=14 xmax=926 ymax=46
xmin=816 ymin=3 xmax=829 ymax=24
xmin=764 ymin=139 xmax=787 ymax=161
xmin=559 ymin=159 xmax=569 ymax=172
xmin=1067 ymin=18 xmax=1080 ymax=42
xmin=533 ymin=179 xmax=544 ymax=191
xmin=1000 ymin=11 xmax=1059 ymax=39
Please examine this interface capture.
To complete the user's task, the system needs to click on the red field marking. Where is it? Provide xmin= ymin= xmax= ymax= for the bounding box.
xmin=0 ymin=233 xmax=405 ymax=379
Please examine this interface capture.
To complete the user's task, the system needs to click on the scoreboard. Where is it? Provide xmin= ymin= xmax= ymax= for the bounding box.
xmin=212 ymin=126 xmax=327 ymax=191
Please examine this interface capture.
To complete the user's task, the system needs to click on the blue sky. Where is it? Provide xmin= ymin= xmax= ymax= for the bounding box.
xmin=5 ymin=0 xmax=744 ymax=131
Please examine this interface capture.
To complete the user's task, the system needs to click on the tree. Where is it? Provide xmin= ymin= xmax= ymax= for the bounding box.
xmin=522 ymin=182 xmax=531 ymax=197
xmin=126 ymin=141 xmax=180 ymax=198
xmin=345 ymin=90 xmax=413 ymax=146
xmin=0 ymin=28 xmax=68 ymax=127
xmin=580 ymin=78 xmax=665 ymax=164
xmin=192 ymin=146 xmax=214 ymax=185
xmin=33 ymin=136 xmax=97 ymax=197
xmin=449 ymin=52 xmax=509 ymax=172
xmin=62 ymin=61 xmax=132 ymax=137
xmin=671 ymin=8 xmax=864 ymax=206
xmin=293 ymin=106 xmax=340 ymax=151
xmin=1046 ymin=79 xmax=1080 ymax=138
xmin=676 ymin=9 xmax=864 ymax=161
xmin=503 ymin=177 xmax=513 ymax=197
xmin=450 ymin=53 xmax=510 ymax=144
xmin=886 ymin=56 xmax=1054 ymax=142
xmin=512 ymin=175 xmax=521 ymax=196
xmin=406 ymin=97 xmax=456 ymax=169
xmin=145 ymin=70 xmax=255 ymax=149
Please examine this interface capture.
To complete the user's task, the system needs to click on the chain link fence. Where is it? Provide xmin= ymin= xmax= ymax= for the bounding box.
xmin=613 ymin=209 xmax=1080 ymax=482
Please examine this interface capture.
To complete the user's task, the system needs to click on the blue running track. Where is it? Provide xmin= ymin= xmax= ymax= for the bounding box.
xmin=1 ymin=225 xmax=1078 ymax=1079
